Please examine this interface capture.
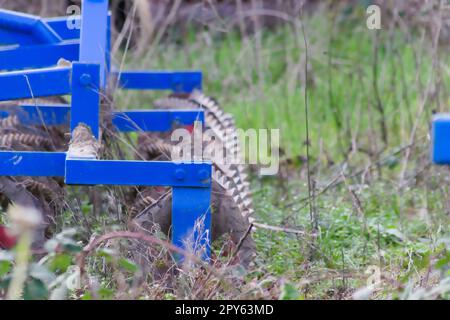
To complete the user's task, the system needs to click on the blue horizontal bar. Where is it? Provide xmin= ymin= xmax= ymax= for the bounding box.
xmin=0 ymin=105 xmax=204 ymax=132
xmin=10 ymin=104 xmax=70 ymax=126
xmin=66 ymin=159 xmax=212 ymax=187
xmin=0 ymin=29 xmax=36 ymax=46
xmin=432 ymin=114 xmax=450 ymax=165
xmin=0 ymin=151 xmax=66 ymax=177
xmin=113 ymin=109 xmax=204 ymax=132
xmin=115 ymin=71 xmax=202 ymax=93
xmin=0 ymin=67 xmax=71 ymax=101
xmin=0 ymin=41 xmax=79 ymax=71
xmin=0 ymin=9 xmax=61 ymax=45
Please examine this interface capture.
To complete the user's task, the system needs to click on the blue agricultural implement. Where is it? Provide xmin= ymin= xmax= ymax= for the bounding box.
xmin=0 ymin=0 xmax=255 ymax=265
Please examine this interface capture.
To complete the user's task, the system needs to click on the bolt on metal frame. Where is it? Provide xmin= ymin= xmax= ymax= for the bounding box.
xmin=0 ymin=0 xmax=212 ymax=260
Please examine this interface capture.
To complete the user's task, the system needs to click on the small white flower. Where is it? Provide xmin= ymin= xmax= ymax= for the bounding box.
xmin=8 ymin=203 xmax=42 ymax=234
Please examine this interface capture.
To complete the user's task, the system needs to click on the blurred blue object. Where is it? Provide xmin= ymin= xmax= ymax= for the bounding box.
xmin=432 ymin=114 xmax=450 ymax=164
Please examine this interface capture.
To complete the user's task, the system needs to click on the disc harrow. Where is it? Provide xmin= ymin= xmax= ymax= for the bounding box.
xmin=0 ymin=0 xmax=255 ymax=266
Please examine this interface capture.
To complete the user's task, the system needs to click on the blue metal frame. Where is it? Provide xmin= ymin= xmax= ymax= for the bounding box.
xmin=65 ymin=159 xmax=212 ymax=187
xmin=0 ymin=0 xmax=211 ymax=260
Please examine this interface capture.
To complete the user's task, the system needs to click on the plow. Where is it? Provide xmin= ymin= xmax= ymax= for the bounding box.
xmin=0 ymin=0 xmax=255 ymax=268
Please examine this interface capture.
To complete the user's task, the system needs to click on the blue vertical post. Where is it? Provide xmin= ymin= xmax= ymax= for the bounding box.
xmin=71 ymin=63 xmax=101 ymax=138
xmin=106 ymin=15 xmax=112 ymax=76
xmin=79 ymin=0 xmax=109 ymax=88
xmin=172 ymin=186 xmax=212 ymax=260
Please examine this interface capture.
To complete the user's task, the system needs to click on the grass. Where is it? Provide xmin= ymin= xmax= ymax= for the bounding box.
xmin=252 ymin=178 xmax=449 ymax=298
xmin=117 ymin=8 xmax=449 ymax=162
xmin=113 ymin=5 xmax=449 ymax=299
xmin=1 ymin=4 xmax=449 ymax=300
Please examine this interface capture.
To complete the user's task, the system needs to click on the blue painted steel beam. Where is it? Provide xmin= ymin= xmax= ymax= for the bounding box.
xmin=79 ymin=0 xmax=109 ymax=87
xmin=0 ymin=9 xmax=62 ymax=45
xmin=0 ymin=67 xmax=71 ymax=101
xmin=0 ymin=41 xmax=79 ymax=71
xmin=0 ymin=151 xmax=66 ymax=177
xmin=172 ymin=187 xmax=212 ymax=260
xmin=0 ymin=29 xmax=36 ymax=46
xmin=65 ymin=159 xmax=212 ymax=187
xmin=113 ymin=109 xmax=204 ymax=132
xmin=71 ymin=63 xmax=101 ymax=138
xmin=432 ymin=114 xmax=450 ymax=164
xmin=114 ymin=71 xmax=203 ymax=93
xmin=1 ymin=104 xmax=204 ymax=132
